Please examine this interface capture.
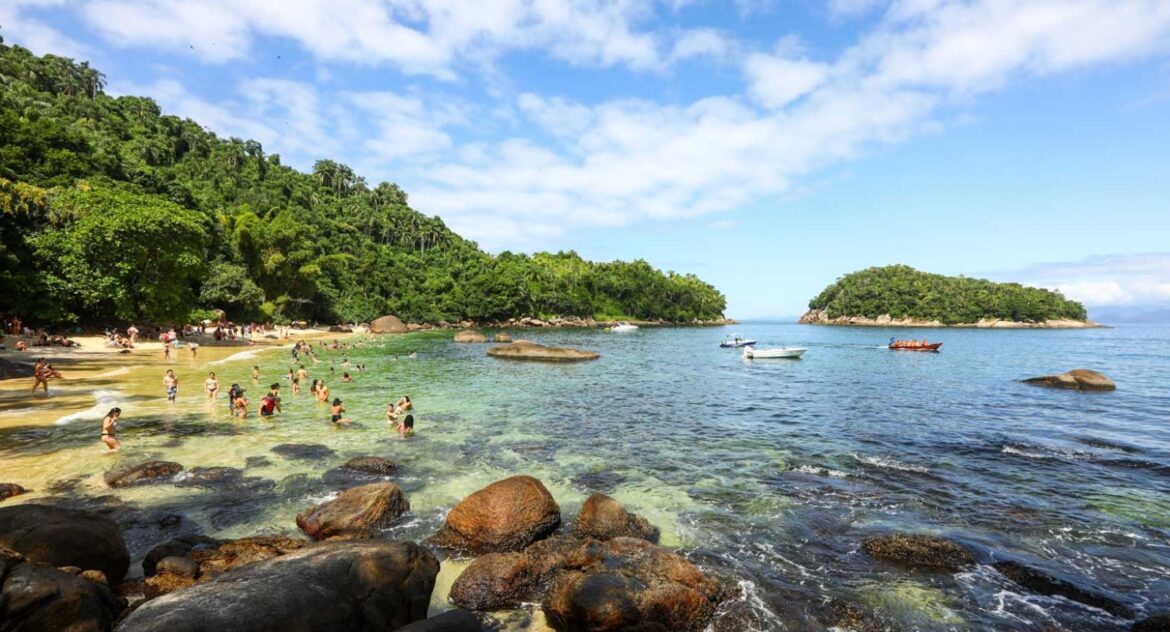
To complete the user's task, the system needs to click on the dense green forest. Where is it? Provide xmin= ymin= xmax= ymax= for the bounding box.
xmin=808 ymin=265 xmax=1087 ymax=324
xmin=0 ymin=40 xmax=725 ymax=326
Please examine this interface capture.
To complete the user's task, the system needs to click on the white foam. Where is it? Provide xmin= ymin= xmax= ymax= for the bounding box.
xmin=207 ymin=347 xmax=279 ymax=366
xmin=94 ymin=367 xmax=131 ymax=378
xmin=55 ymin=389 xmax=124 ymax=425
xmin=1002 ymin=446 xmax=1052 ymax=459
xmin=794 ymin=464 xmax=850 ymax=478
xmin=851 ymin=453 xmax=929 ymax=473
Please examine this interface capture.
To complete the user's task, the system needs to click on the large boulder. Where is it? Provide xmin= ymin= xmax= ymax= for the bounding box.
xmin=117 ymin=540 xmax=439 ymax=632
xmin=0 ymin=504 xmax=130 ymax=584
xmin=861 ymin=533 xmax=975 ymax=571
xmin=994 ymin=560 xmax=1129 ymax=617
xmin=575 ymin=494 xmax=660 ymax=543
xmin=1021 ymin=368 xmax=1116 ymax=391
xmin=104 ymin=461 xmax=184 ymax=488
xmin=449 ymin=534 xmax=582 ymax=611
xmin=142 ymin=535 xmax=308 ymax=598
xmin=0 ymin=547 xmax=126 ymax=632
xmin=487 ymin=340 xmax=600 ymax=362
xmin=430 ymin=475 xmax=561 ymax=554
xmin=296 ymin=482 xmax=409 ymax=541
xmin=0 ymin=358 xmax=36 ymax=379
xmin=542 ymin=537 xmax=725 ymax=632
xmin=454 ymin=331 xmax=488 ymax=343
xmin=370 ymin=315 xmax=408 ymax=334
xmin=0 ymin=483 xmax=26 ymax=501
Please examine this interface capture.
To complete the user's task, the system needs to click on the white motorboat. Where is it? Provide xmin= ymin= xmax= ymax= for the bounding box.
xmin=743 ymin=345 xmax=806 ymax=359
xmin=720 ymin=335 xmax=756 ymax=348
xmin=610 ymin=322 xmax=638 ymax=332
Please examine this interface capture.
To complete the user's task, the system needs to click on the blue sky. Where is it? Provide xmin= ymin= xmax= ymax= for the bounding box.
xmin=3 ymin=0 xmax=1170 ymax=318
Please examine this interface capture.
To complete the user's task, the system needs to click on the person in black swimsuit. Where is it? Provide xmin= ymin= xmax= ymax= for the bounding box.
xmin=101 ymin=408 xmax=122 ymax=451
xmin=330 ymin=398 xmax=350 ymax=425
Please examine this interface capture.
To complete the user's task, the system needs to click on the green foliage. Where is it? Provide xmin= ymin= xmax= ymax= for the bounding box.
xmin=808 ymin=265 xmax=1088 ymax=324
xmin=0 ymin=43 xmax=726 ymax=325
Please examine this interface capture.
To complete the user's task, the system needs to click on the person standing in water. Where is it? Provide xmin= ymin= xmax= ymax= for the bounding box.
xmin=204 ymin=372 xmax=219 ymax=400
xmin=316 ymin=380 xmax=330 ymax=403
xmin=101 ymin=408 xmax=122 ymax=451
xmin=259 ymin=383 xmax=282 ymax=417
xmin=330 ymin=398 xmax=351 ymax=425
xmin=127 ymin=324 xmax=138 ymax=345
xmin=30 ymin=357 xmax=49 ymax=395
xmin=163 ymin=369 xmax=178 ymax=402
xmin=396 ymin=414 xmax=414 ymax=435
xmin=233 ymin=388 xmax=249 ymax=419
xmin=252 ymin=365 xmax=260 ymax=381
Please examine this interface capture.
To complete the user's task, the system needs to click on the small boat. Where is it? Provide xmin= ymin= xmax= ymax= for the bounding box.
xmin=720 ymin=335 xmax=757 ymax=348
xmin=743 ymin=345 xmax=806 ymax=359
xmin=888 ymin=338 xmax=942 ymax=351
xmin=610 ymin=322 xmax=638 ymax=332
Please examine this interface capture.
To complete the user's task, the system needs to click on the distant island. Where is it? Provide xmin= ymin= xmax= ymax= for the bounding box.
xmin=0 ymin=41 xmax=725 ymax=327
xmin=800 ymin=265 xmax=1103 ymax=328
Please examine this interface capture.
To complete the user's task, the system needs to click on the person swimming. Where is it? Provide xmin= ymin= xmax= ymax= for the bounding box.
xmin=330 ymin=398 xmax=350 ymax=424
xmin=341 ymin=372 xmax=352 ymax=383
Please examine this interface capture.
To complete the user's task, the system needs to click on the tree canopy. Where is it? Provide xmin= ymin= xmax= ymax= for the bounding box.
xmin=808 ymin=265 xmax=1087 ymax=324
xmin=0 ymin=42 xmax=726 ymax=326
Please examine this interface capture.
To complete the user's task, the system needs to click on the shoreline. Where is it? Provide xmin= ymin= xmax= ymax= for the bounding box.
xmin=797 ymin=310 xmax=1108 ymax=329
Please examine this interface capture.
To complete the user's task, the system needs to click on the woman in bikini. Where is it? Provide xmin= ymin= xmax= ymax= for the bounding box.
xmin=100 ymin=408 xmax=122 ymax=451
xmin=205 ymin=372 xmax=219 ymax=400
xmin=330 ymin=398 xmax=351 ymax=425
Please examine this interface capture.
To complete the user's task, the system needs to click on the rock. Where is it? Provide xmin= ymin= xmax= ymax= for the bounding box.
xmin=1 ymin=547 xmax=126 ymax=631
xmin=344 ymin=455 xmax=398 ymax=475
xmin=493 ymin=333 xmax=512 ymax=343
xmin=329 ymin=325 xmax=353 ymax=333
xmin=430 ymin=475 xmax=561 ymax=554
xmin=397 ymin=609 xmax=492 ymax=632
xmin=104 ymin=460 xmax=184 ymax=488
xmin=144 ymin=571 xmax=197 ymax=599
xmin=143 ymin=535 xmax=220 ymax=576
xmin=156 ymin=555 xmax=200 ymax=579
xmin=296 ymin=482 xmax=409 ymax=540
xmin=454 ymin=331 xmax=488 ymax=343
xmin=118 ymin=540 xmax=439 ymax=632
xmin=993 ymin=560 xmax=1129 ymax=617
xmin=0 ymin=504 xmax=131 ymax=584
xmin=271 ymin=443 xmax=336 ymax=460
xmin=1133 ymin=614 xmax=1170 ymax=631
xmin=188 ymin=536 xmax=308 ymax=580
xmin=487 ymin=340 xmax=600 ymax=362
xmin=81 ymin=569 xmax=109 ymax=585
xmin=449 ymin=534 xmax=582 ymax=610
xmin=370 ymin=315 xmax=408 ymax=334
xmin=575 ymin=494 xmax=660 ymax=543
xmin=542 ymin=537 xmax=725 ymax=632
xmin=407 ymin=323 xmax=424 ymax=332
xmin=243 ymin=456 xmax=271 ymax=468
xmin=0 ymin=357 xmax=36 ymax=379
xmin=174 ymin=466 xmax=273 ymax=491
xmin=861 ymin=533 xmax=975 ymax=571
xmin=1021 ymin=368 xmax=1116 ymax=391
xmin=0 ymin=482 xmax=26 ymax=501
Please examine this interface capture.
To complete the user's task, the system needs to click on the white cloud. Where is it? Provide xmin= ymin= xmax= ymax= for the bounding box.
xmin=744 ymin=54 xmax=829 ymax=108
xmin=1009 ymin=253 xmax=1170 ymax=306
xmin=0 ymin=0 xmax=88 ymax=59
xmin=670 ymin=28 xmax=733 ymax=62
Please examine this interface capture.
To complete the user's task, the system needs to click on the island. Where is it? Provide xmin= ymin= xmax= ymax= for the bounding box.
xmin=800 ymin=265 xmax=1103 ymax=328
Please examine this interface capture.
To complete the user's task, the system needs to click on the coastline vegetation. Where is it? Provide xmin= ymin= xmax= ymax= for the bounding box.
xmin=807 ymin=265 xmax=1088 ymax=324
xmin=0 ymin=41 xmax=726 ymax=326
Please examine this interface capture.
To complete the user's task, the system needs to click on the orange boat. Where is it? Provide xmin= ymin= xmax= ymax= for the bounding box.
xmin=888 ymin=338 xmax=942 ymax=351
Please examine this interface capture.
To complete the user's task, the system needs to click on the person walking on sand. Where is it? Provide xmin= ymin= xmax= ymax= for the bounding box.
xmin=163 ymin=369 xmax=178 ymax=402
xmin=205 ymin=372 xmax=219 ymax=400
xmin=101 ymin=408 xmax=122 ymax=451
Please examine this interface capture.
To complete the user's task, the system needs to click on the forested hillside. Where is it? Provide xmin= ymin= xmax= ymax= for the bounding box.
xmin=0 ymin=40 xmax=725 ymax=326
xmin=807 ymin=265 xmax=1087 ymax=324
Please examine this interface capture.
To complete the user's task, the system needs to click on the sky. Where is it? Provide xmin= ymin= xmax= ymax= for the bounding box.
xmin=2 ymin=0 xmax=1170 ymax=319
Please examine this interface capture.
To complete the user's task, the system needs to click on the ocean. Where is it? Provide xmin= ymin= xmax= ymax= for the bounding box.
xmin=2 ymin=322 xmax=1168 ymax=630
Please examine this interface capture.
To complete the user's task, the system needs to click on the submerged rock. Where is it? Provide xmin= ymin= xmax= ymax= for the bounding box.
xmin=173 ymin=466 xmax=274 ymax=492
xmin=0 ymin=483 xmax=27 ymax=501
xmin=430 ymin=475 xmax=561 ymax=554
xmin=993 ymin=560 xmax=1130 ymax=617
xmin=344 ymin=455 xmax=398 ymax=475
xmin=104 ymin=461 xmax=184 ymax=488
xmin=118 ymin=540 xmax=439 ymax=632
xmin=271 ymin=443 xmax=336 ymax=460
xmin=861 ymin=533 xmax=975 ymax=571
xmin=0 ymin=547 xmax=126 ymax=632
xmin=243 ymin=456 xmax=271 ymax=468
xmin=0 ymin=503 xmax=130 ymax=584
xmin=1133 ymin=613 xmax=1170 ymax=631
xmin=487 ymin=340 xmax=600 ymax=362
xmin=296 ymin=482 xmax=410 ymax=540
xmin=370 ymin=315 xmax=408 ymax=334
xmin=1021 ymin=368 xmax=1116 ymax=391
xmin=574 ymin=494 xmax=660 ymax=543
xmin=454 ymin=331 xmax=488 ymax=343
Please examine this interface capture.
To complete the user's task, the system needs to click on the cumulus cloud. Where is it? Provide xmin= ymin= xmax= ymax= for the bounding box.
xmin=1008 ymin=253 xmax=1170 ymax=306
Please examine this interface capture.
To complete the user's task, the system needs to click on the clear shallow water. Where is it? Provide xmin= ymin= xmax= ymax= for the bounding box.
xmin=2 ymin=323 xmax=1169 ymax=630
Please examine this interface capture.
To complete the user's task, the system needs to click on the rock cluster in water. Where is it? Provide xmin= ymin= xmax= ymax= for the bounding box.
xmin=453 ymin=330 xmax=488 ymax=343
xmin=486 ymin=340 xmax=600 ymax=362
xmin=1020 ymin=368 xmax=1116 ymax=391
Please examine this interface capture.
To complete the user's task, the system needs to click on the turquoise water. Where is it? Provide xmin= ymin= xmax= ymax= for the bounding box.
xmin=3 ymin=323 xmax=1169 ymax=630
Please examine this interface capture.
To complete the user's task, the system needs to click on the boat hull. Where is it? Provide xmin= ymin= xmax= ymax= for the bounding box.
xmin=744 ymin=348 xmax=806 ymax=359
xmin=720 ymin=340 xmax=756 ymax=348
xmin=889 ymin=343 xmax=942 ymax=351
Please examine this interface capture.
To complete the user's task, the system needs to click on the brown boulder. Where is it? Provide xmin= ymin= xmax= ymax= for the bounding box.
xmin=344 ymin=455 xmax=398 ymax=475
xmin=187 ymin=535 xmax=308 ymax=580
xmin=0 ymin=504 xmax=130 ymax=584
xmin=861 ymin=533 xmax=975 ymax=571
xmin=296 ymin=482 xmax=409 ymax=540
xmin=104 ymin=460 xmax=184 ymax=488
xmin=0 ymin=483 xmax=26 ymax=501
xmin=449 ymin=533 xmax=583 ymax=610
xmin=454 ymin=331 xmax=488 ymax=343
xmin=493 ymin=333 xmax=512 ymax=343
xmin=144 ymin=571 xmax=197 ymax=599
xmin=575 ymin=494 xmax=660 ymax=543
xmin=430 ymin=475 xmax=561 ymax=554
xmin=1 ymin=547 xmax=126 ymax=632
xmin=1021 ymin=368 xmax=1116 ymax=391
xmin=370 ymin=315 xmax=408 ymax=334
xmin=487 ymin=340 xmax=600 ymax=362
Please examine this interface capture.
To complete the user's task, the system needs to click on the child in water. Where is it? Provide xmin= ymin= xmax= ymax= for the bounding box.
xmin=252 ymin=365 xmax=260 ymax=381
xmin=163 ymin=369 xmax=178 ymax=402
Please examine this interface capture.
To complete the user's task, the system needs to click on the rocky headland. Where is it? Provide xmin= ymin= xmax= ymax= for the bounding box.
xmin=799 ymin=309 xmax=1106 ymax=329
